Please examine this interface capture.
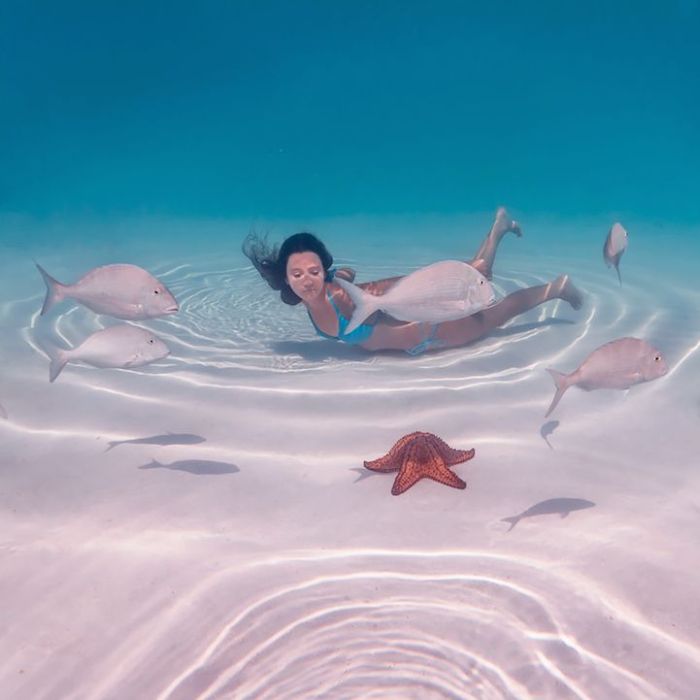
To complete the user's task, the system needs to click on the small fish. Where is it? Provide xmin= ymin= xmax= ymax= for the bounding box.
xmin=539 ymin=420 xmax=559 ymax=449
xmin=545 ymin=337 xmax=668 ymax=417
xmin=603 ymin=222 xmax=628 ymax=285
xmin=336 ymin=260 xmax=496 ymax=334
xmin=138 ymin=459 xmax=239 ymax=475
xmin=105 ymin=432 xmax=206 ymax=451
xmin=46 ymin=324 xmax=170 ymax=382
xmin=502 ymin=498 xmax=595 ymax=531
xmin=36 ymin=263 xmax=179 ymax=319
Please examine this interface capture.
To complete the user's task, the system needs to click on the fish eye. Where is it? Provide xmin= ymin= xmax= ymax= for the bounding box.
xmin=479 ymin=279 xmax=484 ymax=285
xmin=148 ymin=339 xmax=155 ymax=344
xmin=153 ymin=289 xmax=160 ymax=295
xmin=654 ymin=355 xmax=660 ymax=361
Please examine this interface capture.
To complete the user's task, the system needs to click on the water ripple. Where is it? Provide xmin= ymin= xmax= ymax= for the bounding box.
xmin=82 ymin=549 xmax=698 ymax=700
xmin=5 ymin=257 xmax=698 ymax=408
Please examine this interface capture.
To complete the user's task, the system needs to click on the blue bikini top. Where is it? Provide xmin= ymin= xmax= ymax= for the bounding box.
xmin=308 ymin=280 xmax=374 ymax=345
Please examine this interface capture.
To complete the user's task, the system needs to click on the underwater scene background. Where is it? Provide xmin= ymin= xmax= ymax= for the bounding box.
xmin=1 ymin=3 xmax=699 ymax=698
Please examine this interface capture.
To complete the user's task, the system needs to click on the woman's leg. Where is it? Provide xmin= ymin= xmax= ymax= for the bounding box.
xmin=357 ymin=207 xmax=520 ymax=295
xmin=361 ymin=275 xmax=582 ymax=353
xmin=436 ymin=275 xmax=583 ymax=348
xmin=469 ymin=207 xmax=522 ymax=279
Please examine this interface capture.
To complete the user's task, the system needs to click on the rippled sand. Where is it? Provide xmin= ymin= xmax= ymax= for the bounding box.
xmin=1 ymin=215 xmax=699 ymax=699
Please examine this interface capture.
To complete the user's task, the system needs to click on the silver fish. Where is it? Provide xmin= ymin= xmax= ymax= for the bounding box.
xmin=46 ymin=324 xmax=170 ymax=382
xmin=105 ymin=432 xmax=206 ymax=451
xmin=37 ymin=263 xmax=179 ymax=319
xmin=336 ymin=260 xmax=496 ymax=334
xmin=502 ymin=498 xmax=595 ymax=531
xmin=545 ymin=337 xmax=668 ymax=416
xmin=603 ymin=222 xmax=628 ymax=285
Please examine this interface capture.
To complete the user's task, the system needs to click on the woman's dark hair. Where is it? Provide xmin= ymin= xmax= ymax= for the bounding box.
xmin=241 ymin=231 xmax=334 ymax=306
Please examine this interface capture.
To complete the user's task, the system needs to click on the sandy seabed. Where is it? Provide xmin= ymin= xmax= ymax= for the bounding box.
xmin=1 ymin=214 xmax=699 ymax=699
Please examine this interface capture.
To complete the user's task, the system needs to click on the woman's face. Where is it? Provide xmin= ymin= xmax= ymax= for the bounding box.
xmin=286 ymin=251 xmax=326 ymax=302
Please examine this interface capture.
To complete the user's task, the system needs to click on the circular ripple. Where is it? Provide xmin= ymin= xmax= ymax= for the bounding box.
xmin=101 ymin=550 xmax=700 ymax=700
xmin=14 ymin=254 xmax=700 ymax=400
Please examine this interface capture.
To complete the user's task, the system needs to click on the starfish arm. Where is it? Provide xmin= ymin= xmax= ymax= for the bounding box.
xmin=391 ymin=458 xmax=424 ymax=495
xmin=364 ymin=457 xmax=401 ymax=473
xmin=363 ymin=432 xmax=422 ymax=472
xmin=426 ymin=441 xmax=467 ymax=489
xmin=427 ymin=463 xmax=467 ymax=490
xmin=431 ymin=435 xmax=476 ymax=465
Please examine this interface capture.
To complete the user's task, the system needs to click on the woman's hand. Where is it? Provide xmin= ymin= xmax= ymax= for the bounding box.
xmin=333 ymin=267 xmax=356 ymax=282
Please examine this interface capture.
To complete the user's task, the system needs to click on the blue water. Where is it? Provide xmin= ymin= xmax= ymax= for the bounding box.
xmin=1 ymin=1 xmax=699 ymax=223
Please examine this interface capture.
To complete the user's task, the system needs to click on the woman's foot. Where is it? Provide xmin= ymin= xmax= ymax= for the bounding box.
xmin=490 ymin=206 xmax=522 ymax=240
xmin=471 ymin=207 xmax=522 ymax=279
xmin=552 ymin=274 xmax=583 ymax=310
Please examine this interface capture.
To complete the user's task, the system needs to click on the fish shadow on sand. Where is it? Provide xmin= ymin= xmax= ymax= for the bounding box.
xmin=138 ymin=459 xmax=240 ymax=476
xmin=539 ymin=420 xmax=560 ymax=449
xmin=501 ymin=498 xmax=595 ymax=532
xmin=106 ymin=432 xmax=206 ymax=452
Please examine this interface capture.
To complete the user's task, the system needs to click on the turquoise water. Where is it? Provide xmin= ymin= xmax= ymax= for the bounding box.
xmin=2 ymin=2 xmax=699 ymax=223
xmin=2 ymin=5 xmax=700 ymax=699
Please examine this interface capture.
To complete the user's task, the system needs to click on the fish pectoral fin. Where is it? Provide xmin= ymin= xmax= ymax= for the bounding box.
xmin=123 ymin=353 xmax=142 ymax=368
xmin=560 ymin=511 xmax=570 ymax=518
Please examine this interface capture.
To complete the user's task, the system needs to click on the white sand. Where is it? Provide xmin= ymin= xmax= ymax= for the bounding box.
xmin=1 ymin=213 xmax=699 ymax=699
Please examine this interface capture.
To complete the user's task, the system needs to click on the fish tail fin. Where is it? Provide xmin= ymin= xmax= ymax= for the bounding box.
xmin=545 ymin=368 xmax=571 ymax=417
xmin=501 ymin=516 xmax=520 ymax=532
xmin=36 ymin=263 xmax=67 ymax=315
xmin=138 ymin=460 xmax=161 ymax=470
xmin=45 ymin=342 xmax=69 ymax=383
xmin=615 ymin=263 xmax=622 ymax=286
xmin=334 ymin=277 xmax=379 ymax=335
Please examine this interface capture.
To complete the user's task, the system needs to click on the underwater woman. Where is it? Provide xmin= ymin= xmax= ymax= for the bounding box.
xmin=242 ymin=208 xmax=583 ymax=355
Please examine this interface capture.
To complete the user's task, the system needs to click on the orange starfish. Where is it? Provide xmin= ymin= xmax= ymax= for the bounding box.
xmin=364 ymin=431 xmax=475 ymax=495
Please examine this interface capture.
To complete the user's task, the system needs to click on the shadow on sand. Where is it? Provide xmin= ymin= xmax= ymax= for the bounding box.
xmin=138 ymin=459 xmax=239 ymax=475
xmin=501 ymin=497 xmax=595 ymax=532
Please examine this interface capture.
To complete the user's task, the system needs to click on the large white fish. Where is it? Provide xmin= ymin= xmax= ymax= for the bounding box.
xmin=603 ymin=222 xmax=628 ymax=285
xmin=36 ymin=263 xmax=179 ymax=319
xmin=46 ymin=324 xmax=170 ymax=382
xmin=545 ymin=337 xmax=668 ymax=416
xmin=335 ymin=260 xmax=496 ymax=334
